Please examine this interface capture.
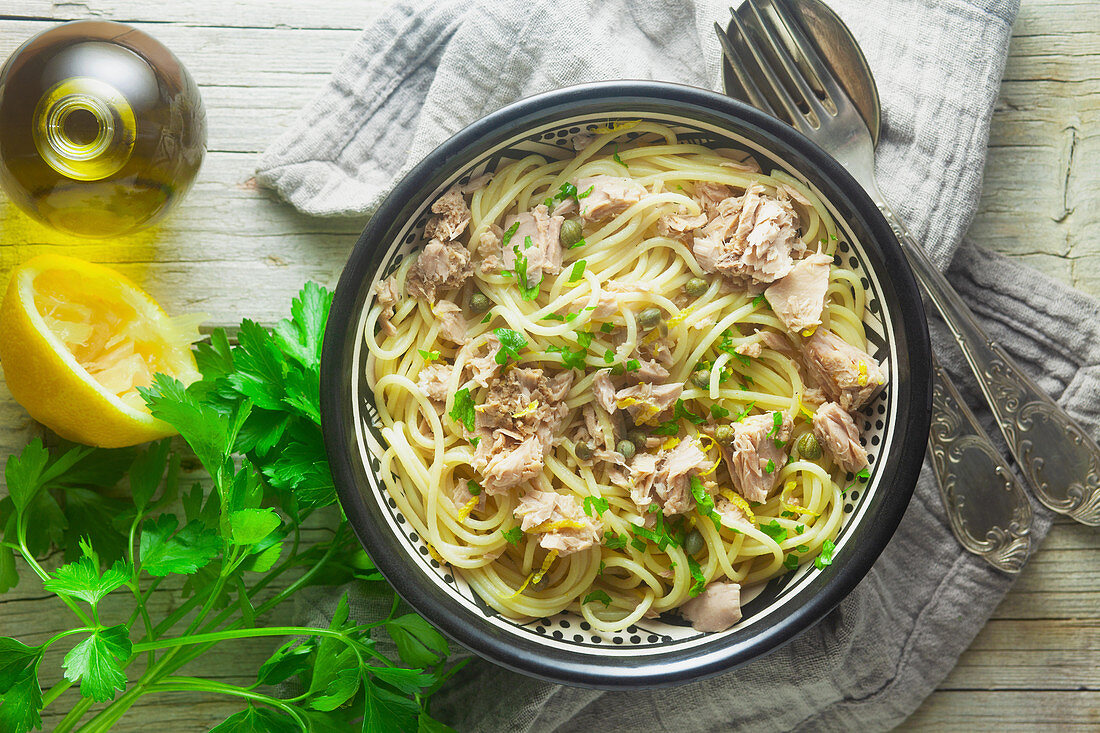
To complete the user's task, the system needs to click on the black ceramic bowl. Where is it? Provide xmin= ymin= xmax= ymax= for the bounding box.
xmin=320 ymin=81 xmax=931 ymax=689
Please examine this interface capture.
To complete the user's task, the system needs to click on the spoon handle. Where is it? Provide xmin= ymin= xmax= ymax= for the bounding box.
xmin=879 ymin=202 xmax=1100 ymax=526
xmin=928 ymin=353 xmax=1032 ymax=572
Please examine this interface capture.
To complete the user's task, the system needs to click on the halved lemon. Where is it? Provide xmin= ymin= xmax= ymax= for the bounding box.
xmin=0 ymin=254 xmax=204 ymax=447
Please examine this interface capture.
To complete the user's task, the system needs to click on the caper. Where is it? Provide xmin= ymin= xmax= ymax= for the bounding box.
xmin=637 ymin=307 xmax=663 ymax=331
xmin=626 ymin=429 xmax=647 ymax=449
xmin=795 ymin=432 xmax=822 ymax=460
xmin=616 ymin=439 xmax=637 ymax=460
xmin=559 ymin=218 xmax=584 ymax=247
xmin=575 ymin=442 xmax=594 ymax=461
xmin=691 ymin=369 xmax=711 ymax=389
xmin=714 ymin=424 xmax=735 ymax=446
xmin=684 ymin=529 xmax=705 ymax=556
xmin=684 ymin=277 xmax=708 ymax=298
xmin=469 ymin=291 xmax=491 ymax=314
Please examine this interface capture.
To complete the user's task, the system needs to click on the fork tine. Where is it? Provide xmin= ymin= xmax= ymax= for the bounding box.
xmin=713 ymin=21 xmax=778 ymax=118
xmin=744 ymin=0 xmax=827 ymax=120
xmin=764 ymin=0 xmax=850 ymax=109
xmin=726 ymin=6 xmax=810 ymax=133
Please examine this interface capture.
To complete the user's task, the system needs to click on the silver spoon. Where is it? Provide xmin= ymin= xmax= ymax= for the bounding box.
xmin=719 ymin=0 xmax=1036 ymax=571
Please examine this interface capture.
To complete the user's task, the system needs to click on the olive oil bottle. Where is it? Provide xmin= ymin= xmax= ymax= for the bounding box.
xmin=0 ymin=21 xmax=206 ymax=238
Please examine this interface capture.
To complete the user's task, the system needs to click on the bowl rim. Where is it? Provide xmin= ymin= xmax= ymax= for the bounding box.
xmin=320 ymin=80 xmax=932 ymax=689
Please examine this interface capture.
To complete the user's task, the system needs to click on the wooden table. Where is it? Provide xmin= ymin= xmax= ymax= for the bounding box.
xmin=1 ymin=1 xmax=1097 ymax=729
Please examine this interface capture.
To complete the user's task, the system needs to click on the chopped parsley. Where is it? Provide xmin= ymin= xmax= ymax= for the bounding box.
xmin=603 ymin=531 xmax=628 ymax=550
xmin=582 ymin=590 xmax=612 ymax=607
xmin=513 ymin=240 xmax=542 ymax=300
xmin=577 ymin=331 xmax=594 ymax=349
xmin=783 ymin=554 xmax=799 ymax=570
xmin=579 ymin=185 xmax=594 ymax=199
xmin=759 ymin=519 xmax=788 ymax=543
xmin=795 ymin=544 xmax=809 ymax=553
xmin=481 ymin=313 xmax=492 ymax=323
xmin=752 ymin=293 xmax=768 ymax=308
xmin=547 ymin=345 xmax=587 ymax=370
xmin=630 ymin=537 xmax=647 ymax=552
xmin=631 ymin=519 xmax=678 ymax=551
xmin=569 ymin=260 xmax=587 ymax=283
xmin=501 ymin=527 xmax=523 ymax=546
xmin=418 ymin=349 xmax=441 ymax=362
xmin=686 ymin=555 xmax=706 ymax=597
xmin=710 ymin=404 xmax=730 ymax=419
xmin=625 ymin=359 xmax=641 ymax=372
xmin=766 ymin=411 xmax=783 ymax=437
xmin=501 ymin=221 xmax=521 ymax=249
xmin=569 ymin=238 xmax=587 ymax=250
xmin=467 ymin=480 xmax=482 ymax=496
xmin=653 ymin=419 xmax=680 ymax=437
xmin=493 ymin=328 xmax=527 ymax=365
xmin=764 ymin=459 xmax=776 ymax=474
xmin=449 ymin=388 xmax=476 ymax=432
xmin=612 ymin=150 xmax=628 ymax=168
xmin=689 ymin=476 xmax=722 ymax=532
xmin=733 ymin=401 xmax=756 ymax=422
xmin=469 ymin=436 xmax=481 ymax=448
xmin=814 ymin=539 xmax=836 ymax=569
xmin=734 ymin=351 xmax=751 ymax=367
xmin=674 ymin=399 xmax=706 ymax=425
xmin=842 ymin=467 xmax=871 ymax=493
xmin=541 ymin=313 xmax=565 ymax=321
xmin=600 ymin=322 xmax=614 ymax=333
xmin=583 ymin=495 xmax=609 ymax=517
xmin=795 ymin=524 xmax=806 ymax=534
xmin=603 ymin=349 xmax=615 ymax=364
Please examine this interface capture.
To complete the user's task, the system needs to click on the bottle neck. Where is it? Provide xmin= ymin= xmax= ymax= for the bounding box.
xmin=33 ymin=77 xmax=136 ymax=181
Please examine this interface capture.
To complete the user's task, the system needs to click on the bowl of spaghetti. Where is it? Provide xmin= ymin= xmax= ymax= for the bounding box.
xmin=321 ymin=81 xmax=931 ymax=688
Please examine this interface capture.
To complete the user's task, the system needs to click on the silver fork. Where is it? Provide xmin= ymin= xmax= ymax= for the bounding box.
xmin=721 ymin=0 xmax=1100 ymax=526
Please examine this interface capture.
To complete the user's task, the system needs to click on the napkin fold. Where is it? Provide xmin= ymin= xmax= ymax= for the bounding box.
xmin=255 ymin=1 xmax=1096 ymax=729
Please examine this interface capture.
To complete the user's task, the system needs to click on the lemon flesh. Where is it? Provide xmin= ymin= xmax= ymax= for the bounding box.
xmin=0 ymin=254 xmax=203 ymax=447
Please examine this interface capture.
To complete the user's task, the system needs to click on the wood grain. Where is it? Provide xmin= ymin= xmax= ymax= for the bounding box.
xmin=0 ymin=0 xmax=1097 ymax=730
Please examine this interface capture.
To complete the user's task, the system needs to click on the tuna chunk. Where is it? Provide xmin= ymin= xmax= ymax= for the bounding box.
xmin=406 ymin=239 xmax=473 ymax=303
xmin=576 ymin=175 xmax=647 ymax=221
xmin=423 ymin=188 xmax=471 ymax=242
xmin=802 ymin=329 xmax=887 ymax=410
xmin=475 ymin=224 xmax=505 ymax=274
xmin=502 ymin=204 xmax=563 ymax=287
xmin=416 ymin=363 xmax=452 ymax=402
xmin=765 ymin=251 xmax=833 ymax=333
xmin=657 ymin=210 xmax=708 ymax=238
xmin=680 ymin=581 xmax=742 ymax=632
xmin=588 ymin=280 xmax=652 ymax=318
xmin=812 ymin=401 xmax=869 ymax=473
xmin=691 ymin=183 xmax=804 ymax=285
xmin=478 ymin=435 xmax=543 ymax=494
xmin=614 ymin=382 xmax=683 ymax=425
xmin=433 ymin=299 xmax=468 ymax=345
xmin=622 ymin=358 xmax=670 ymax=385
xmin=373 ymin=274 xmax=401 ymax=336
xmin=693 ymin=181 xmax=734 ymax=217
xmin=631 ymin=438 xmax=712 ymax=516
xmin=591 ymin=370 xmax=617 ymax=414
xmin=474 ymin=367 xmax=572 ymax=455
xmin=515 ymin=489 xmax=602 ymax=556
xmin=462 ymin=335 xmax=501 ymax=388
xmin=724 ymin=411 xmax=792 ymax=503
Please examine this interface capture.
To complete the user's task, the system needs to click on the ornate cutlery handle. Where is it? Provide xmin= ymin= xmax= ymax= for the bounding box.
xmin=928 ymin=355 xmax=1032 ymax=572
xmin=880 ymin=202 xmax=1100 ymax=526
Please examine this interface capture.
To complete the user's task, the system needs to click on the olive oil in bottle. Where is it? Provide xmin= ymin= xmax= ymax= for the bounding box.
xmin=0 ymin=21 xmax=206 ymax=238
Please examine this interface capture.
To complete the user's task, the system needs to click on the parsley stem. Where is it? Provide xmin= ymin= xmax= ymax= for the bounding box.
xmin=17 ymin=539 xmax=93 ymax=628
xmin=53 ymin=695 xmax=95 ymax=733
xmin=40 ymin=678 xmax=73 ymax=708
xmin=132 ymin=625 xmax=380 ymax=653
xmin=42 ymin=627 xmax=93 ymax=649
xmin=146 ymin=677 xmax=308 ymax=731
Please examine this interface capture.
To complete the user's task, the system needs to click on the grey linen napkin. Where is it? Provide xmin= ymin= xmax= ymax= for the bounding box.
xmin=256 ymin=1 xmax=1096 ymax=729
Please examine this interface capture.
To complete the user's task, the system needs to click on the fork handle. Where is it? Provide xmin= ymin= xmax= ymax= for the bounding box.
xmin=879 ymin=201 xmax=1100 ymax=525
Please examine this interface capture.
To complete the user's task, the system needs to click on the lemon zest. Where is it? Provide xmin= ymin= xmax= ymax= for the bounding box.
xmin=509 ymin=550 xmax=559 ymax=598
xmin=661 ymin=436 xmax=681 ymax=451
xmin=512 ymin=400 xmax=539 ymax=418
xmin=667 ymin=304 xmax=697 ymax=328
xmin=697 ymin=434 xmax=722 ymax=476
xmin=531 ymin=519 xmax=587 ymax=533
xmin=801 ymin=325 xmax=818 ymax=338
xmin=592 ymin=120 xmax=640 ymax=135
xmin=780 ymin=481 xmax=821 ymax=518
xmin=857 ymin=360 xmax=869 ymax=387
xmin=797 ymin=395 xmax=815 ymax=421
xmin=719 ymin=489 xmax=756 ymax=523
xmin=457 ymin=497 xmax=479 ymax=522
xmin=426 ymin=543 xmax=446 ymax=566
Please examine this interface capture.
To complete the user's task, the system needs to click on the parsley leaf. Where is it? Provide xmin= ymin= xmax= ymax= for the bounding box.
xmin=783 ymin=554 xmax=799 ymax=570
xmin=418 ymin=349 xmax=440 ymax=362
xmin=603 ymin=531 xmax=628 ymax=550
xmin=449 ymin=388 xmax=476 ymax=432
xmin=43 ymin=541 xmax=131 ymax=608
xmin=603 ymin=349 xmax=615 ymax=364
xmin=767 ymin=411 xmax=783 ymax=436
xmin=139 ymin=514 xmax=221 ymax=577
xmin=62 ymin=625 xmax=131 ymax=702
xmin=568 ymin=237 xmax=587 ymax=250
xmin=577 ymin=331 xmax=594 ymax=349
xmin=814 ymin=539 xmax=836 ymax=569
xmin=765 ymin=459 xmax=776 ymax=474
xmin=569 ymin=260 xmax=586 ymax=283
xmin=513 ymin=240 xmax=543 ymax=300
xmin=653 ymin=419 xmax=680 ymax=437
xmin=674 ymin=399 xmax=706 ymax=425
xmin=625 ymin=359 xmax=640 ymax=372
xmin=752 ymin=293 xmax=768 ymax=308
xmin=467 ymin=480 xmax=482 ymax=496
xmin=612 ymin=151 xmax=628 ymax=168
xmin=229 ymin=508 xmax=281 ymax=546
xmin=493 ymin=328 xmax=527 ymax=365
xmin=759 ymin=519 xmax=788 ymax=544
xmin=501 ymin=527 xmax=523 ymax=546
xmin=0 ymin=664 xmax=42 ymax=733
xmin=710 ymin=404 xmax=730 ymax=418
xmin=689 ymin=476 xmax=722 ymax=532
xmin=583 ymin=496 xmax=609 ymax=517
xmin=547 ymin=345 xmax=588 ymax=370
xmin=209 ymin=706 xmax=298 ymax=732
xmin=501 ymin=221 xmax=521 ymax=249
xmin=686 ymin=555 xmax=707 ymax=597
xmin=583 ymin=590 xmax=612 ymax=607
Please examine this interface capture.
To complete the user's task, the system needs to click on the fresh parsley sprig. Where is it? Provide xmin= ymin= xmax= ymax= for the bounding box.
xmin=0 ymin=283 xmax=462 ymax=732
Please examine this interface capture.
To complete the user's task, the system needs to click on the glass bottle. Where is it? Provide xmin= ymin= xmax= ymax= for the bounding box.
xmin=0 ymin=20 xmax=206 ymax=238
